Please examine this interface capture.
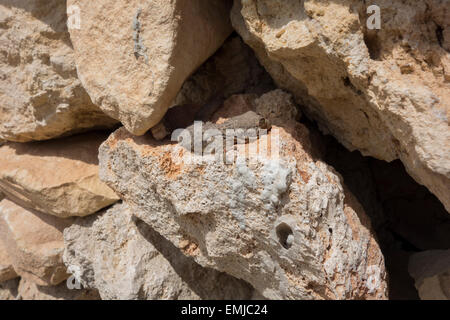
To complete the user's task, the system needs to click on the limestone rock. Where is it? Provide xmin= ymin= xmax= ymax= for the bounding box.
xmin=0 ymin=240 xmax=17 ymax=282
xmin=99 ymin=91 xmax=388 ymax=300
xmin=67 ymin=0 xmax=233 ymax=135
xmin=0 ymin=199 xmax=71 ymax=286
xmin=231 ymin=0 xmax=450 ymax=212
xmin=0 ymin=132 xmax=119 ymax=218
xmin=409 ymin=250 xmax=450 ymax=300
xmin=0 ymin=278 xmax=19 ymax=300
xmin=151 ymin=35 xmax=275 ymax=140
xmin=0 ymin=1 xmax=117 ymax=142
xmin=63 ymin=203 xmax=254 ymax=300
xmin=18 ymin=278 xmax=100 ymax=300
xmin=171 ymin=35 xmax=274 ymax=110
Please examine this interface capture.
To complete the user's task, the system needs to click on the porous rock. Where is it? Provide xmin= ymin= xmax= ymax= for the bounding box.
xmin=231 ymin=0 xmax=450 ymax=212
xmin=68 ymin=0 xmax=233 ymax=135
xmin=0 ymin=0 xmax=117 ymax=142
xmin=99 ymin=91 xmax=388 ymax=300
xmin=63 ymin=202 xmax=254 ymax=300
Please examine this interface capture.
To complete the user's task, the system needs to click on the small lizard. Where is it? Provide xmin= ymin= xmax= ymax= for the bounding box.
xmin=176 ymin=111 xmax=271 ymax=154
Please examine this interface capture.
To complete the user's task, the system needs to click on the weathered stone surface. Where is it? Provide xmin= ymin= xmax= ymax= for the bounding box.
xmin=0 ymin=278 xmax=19 ymax=300
xmin=0 ymin=1 xmax=117 ymax=142
xmin=231 ymin=0 xmax=450 ymax=212
xmin=172 ymin=35 xmax=274 ymax=111
xmin=409 ymin=250 xmax=450 ymax=300
xmin=151 ymin=35 xmax=275 ymax=140
xmin=0 ymin=239 xmax=17 ymax=282
xmin=0 ymin=199 xmax=71 ymax=286
xmin=99 ymin=91 xmax=388 ymax=300
xmin=0 ymin=132 xmax=119 ymax=218
xmin=63 ymin=202 xmax=254 ymax=300
xmin=18 ymin=278 xmax=100 ymax=300
xmin=68 ymin=0 xmax=233 ymax=135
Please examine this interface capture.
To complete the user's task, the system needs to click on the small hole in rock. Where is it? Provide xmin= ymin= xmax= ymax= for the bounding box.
xmin=329 ymin=228 xmax=333 ymax=234
xmin=276 ymin=222 xmax=294 ymax=249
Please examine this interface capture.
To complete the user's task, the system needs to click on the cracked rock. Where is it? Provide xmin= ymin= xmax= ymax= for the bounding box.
xmin=99 ymin=91 xmax=388 ymax=300
xmin=0 ymin=1 xmax=118 ymax=142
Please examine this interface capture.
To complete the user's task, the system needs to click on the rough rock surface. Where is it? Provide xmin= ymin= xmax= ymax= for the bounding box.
xmin=18 ymin=278 xmax=100 ymax=300
xmin=151 ymin=35 xmax=275 ymax=140
xmin=231 ymin=0 xmax=450 ymax=212
xmin=409 ymin=249 xmax=450 ymax=300
xmin=63 ymin=203 xmax=254 ymax=300
xmin=0 ymin=199 xmax=71 ymax=286
xmin=68 ymin=0 xmax=233 ymax=135
xmin=0 ymin=240 xmax=17 ymax=282
xmin=99 ymin=91 xmax=388 ymax=300
xmin=0 ymin=132 xmax=119 ymax=218
xmin=0 ymin=278 xmax=19 ymax=300
xmin=172 ymin=35 xmax=274 ymax=110
xmin=0 ymin=1 xmax=117 ymax=142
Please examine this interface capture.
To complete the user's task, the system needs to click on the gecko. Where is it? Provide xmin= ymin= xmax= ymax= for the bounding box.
xmin=176 ymin=110 xmax=272 ymax=155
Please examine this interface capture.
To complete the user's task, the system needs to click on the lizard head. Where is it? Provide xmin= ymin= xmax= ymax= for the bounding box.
xmin=259 ymin=117 xmax=272 ymax=130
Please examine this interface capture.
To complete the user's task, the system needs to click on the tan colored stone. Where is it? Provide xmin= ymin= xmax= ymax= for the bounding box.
xmin=64 ymin=203 xmax=254 ymax=300
xmin=0 ymin=132 xmax=119 ymax=218
xmin=99 ymin=91 xmax=388 ymax=300
xmin=231 ymin=0 xmax=450 ymax=212
xmin=0 ymin=240 xmax=17 ymax=282
xmin=151 ymin=35 xmax=275 ymax=140
xmin=68 ymin=0 xmax=233 ymax=135
xmin=18 ymin=278 xmax=100 ymax=300
xmin=0 ymin=1 xmax=117 ymax=142
xmin=409 ymin=249 xmax=450 ymax=300
xmin=172 ymin=35 xmax=274 ymax=110
xmin=0 ymin=199 xmax=72 ymax=286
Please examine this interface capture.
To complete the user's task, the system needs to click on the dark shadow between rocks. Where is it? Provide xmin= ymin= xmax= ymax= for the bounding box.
xmin=134 ymin=217 xmax=254 ymax=300
xmin=5 ymin=130 xmax=114 ymax=166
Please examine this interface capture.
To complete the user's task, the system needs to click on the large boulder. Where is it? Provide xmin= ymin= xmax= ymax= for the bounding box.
xmin=67 ymin=0 xmax=233 ymax=135
xmin=230 ymin=0 xmax=450 ymax=212
xmin=0 ymin=0 xmax=117 ymax=142
xmin=99 ymin=91 xmax=388 ymax=300
xmin=409 ymin=249 xmax=450 ymax=300
xmin=0 ymin=199 xmax=71 ymax=286
xmin=63 ymin=202 xmax=254 ymax=300
xmin=0 ymin=132 xmax=119 ymax=218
